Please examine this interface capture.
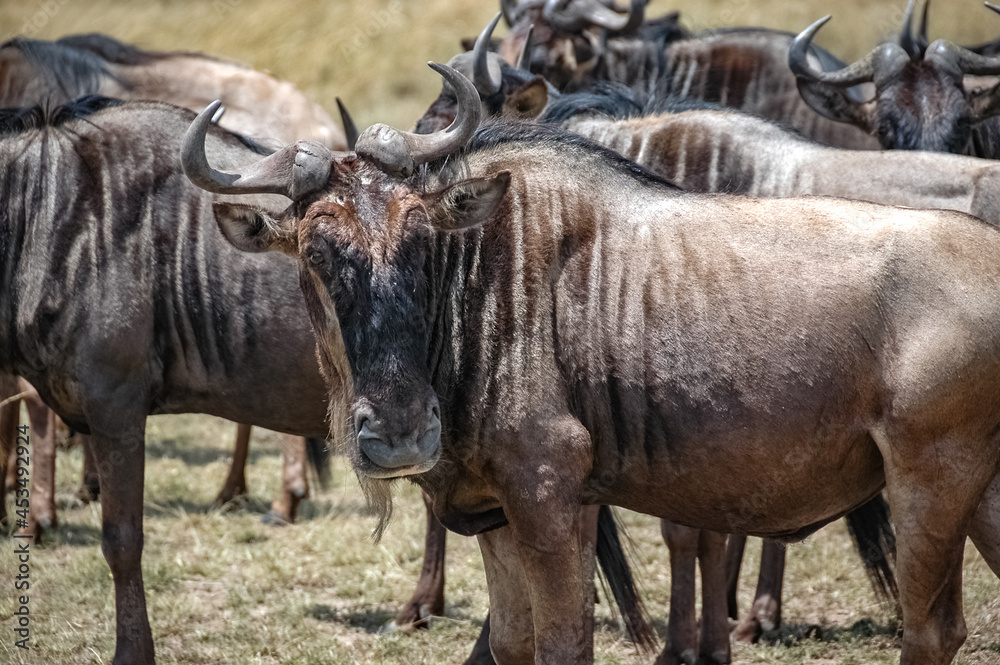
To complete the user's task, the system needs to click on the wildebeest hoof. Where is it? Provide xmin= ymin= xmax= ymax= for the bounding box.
xmin=260 ymin=510 xmax=291 ymax=526
xmin=707 ymin=648 xmax=731 ymax=664
xmin=731 ymin=617 xmax=762 ymax=644
xmin=390 ymin=603 xmax=435 ymax=631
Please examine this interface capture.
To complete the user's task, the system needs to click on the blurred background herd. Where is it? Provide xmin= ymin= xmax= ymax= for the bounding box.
xmin=3 ymin=0 xmax=1000 ymax=132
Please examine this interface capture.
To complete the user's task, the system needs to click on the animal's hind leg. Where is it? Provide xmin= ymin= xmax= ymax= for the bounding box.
xmin=698 ymin=530 xmax=731 ymax=664
xmin=732 ymin=539 xmax=785 ymax=644
xmin=393 ymin=491 xmax=447 ymax=629
xmin=75 ymin=434 xmax=101 ymax=504
xmin=0 ymin=373 xmax=21 ymax=527
xmin=215 ymin=423 xmax=251 ymax=506
xmin=263 ymin=434 xmax=308 ymax=525
xmin=724 ymin=532 xmax=747 ymax=620
xmin=877 ymin=429 xmax=999 ymax=665
xmin=656 ymin=520 xmax=699 ymax=665
xmin=969 ymin=471 xmax=1000 ymax=578
xmin=23 ymin=390 xmax=57 ymax=539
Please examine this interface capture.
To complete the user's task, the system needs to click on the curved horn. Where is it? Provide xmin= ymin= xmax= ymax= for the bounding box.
xmin=473 ymin=12 xmax=503 ymax=95
xmin=517 ymin=24 xmax=535 ymax=71
xmin=922 ymin=4 xmax=1000 ymax=74
xmin=790 ymin=16 xmax=878 ymax=87
xmin=182 ymin=100 xmax=333 ymax=199
xmin=501 ymin=0 xmax=519 ymax=27
xmin=609 ymin=0 xmax=645 ymax=34
xmin=354 ymin=63 xmax=482 ymax=178
xmin=916 ymin=0 xmax=931 ymax=54
xmin=544 ymin=0 xmax=639 ymax=33
xmin=336 ymin=97 xmax=359 ymax=151
xmin=899 ymin=0 xmax=918 ymax=58
xmin=926 ymin=39 xmax=1000 ymax=75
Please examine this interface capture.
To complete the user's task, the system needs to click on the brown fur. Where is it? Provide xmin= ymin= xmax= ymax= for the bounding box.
xmin=217 ymin=121 xmax=1000 ymax=665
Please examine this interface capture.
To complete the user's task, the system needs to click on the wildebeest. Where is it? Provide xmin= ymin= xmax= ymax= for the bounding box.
xmin=411 ymin=36 xmax=906 ymax=658
xmin=0 ymin=32 xmax=348 ymax=536
xmin=497 ymin=1 xmax=879 ymax=149
xmin=0 ymin=95 xmax=647 ymax=665
xmin=187 ymin=63 xmax=1000 ymax=664
xmin=790 ymin=0 xmax=1000 ymax=156
xmin=540 ymin=85 xmax=1000 ymax=226
xmin=0 ymin=33 xmax=346 ymax=149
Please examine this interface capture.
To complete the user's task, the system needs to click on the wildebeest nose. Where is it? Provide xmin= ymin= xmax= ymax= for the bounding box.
xmin=353 ymin=398 xmax=442 ymax=474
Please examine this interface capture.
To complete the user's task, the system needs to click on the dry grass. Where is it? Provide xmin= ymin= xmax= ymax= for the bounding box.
xmin=0 ymin=1 xmax=999 ymax=663
xmin=0 ymin=0 xmax=998 ymax=130
xmin=0 ymin=413 xmax=997 ymax=664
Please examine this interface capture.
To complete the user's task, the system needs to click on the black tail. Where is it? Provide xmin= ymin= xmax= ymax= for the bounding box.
xmin=304 ymin=437 xmax=331 ymax=490
xmin=845 ymin=494 xmax=899 ymax=603
xmin=595 ymin=505 xmax=657 ymax=651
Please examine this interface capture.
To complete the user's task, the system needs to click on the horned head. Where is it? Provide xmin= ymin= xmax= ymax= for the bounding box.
xmin=498 ymin=0 xmax=645 ymax=89
xmin=182 ymin=64 xmax=506 ymax=537
xmin=789 ymin=1 xmax=1000 ymax=153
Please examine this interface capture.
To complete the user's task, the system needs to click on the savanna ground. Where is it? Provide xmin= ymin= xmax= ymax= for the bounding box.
xmin=0 ymin=0 xmax=999 ymax=663
xmin=0 ymin=415 xmax=997 ymax=664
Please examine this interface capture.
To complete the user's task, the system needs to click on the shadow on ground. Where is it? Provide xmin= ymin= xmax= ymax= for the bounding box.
xmin=307 ymin=604 xmax=396 ymax=633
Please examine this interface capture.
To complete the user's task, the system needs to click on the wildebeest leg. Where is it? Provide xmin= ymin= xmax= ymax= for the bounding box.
xmin=478 ymin=526 xmax=535 ymax=665
xmin=23 ymin=390 xmax=57 ymax=540
xmin=732 ymin=539 xmax=785 ymax=643
xmin=90 ymin=403 xmax=154 ymax=664
xmin=698 ymin=530 xmax=731 ymax=664
xmin=263 ymin=434 xmax=308 ymax=525
xmin=969 ymin=471 xmax=1000 ymax=578
xmin=466 ymin=506 xmax=601 ymax=665
xmin=75 ymin=434 xmax=101 ymax=504
xmin=724 ymin=533 xmax=747 ymax=620
xmin=579 ymin=504 xmax=600 ymax=644
xmin=880 ymin=438 xmax=997 ymax=665
xmin=496 ymin=424 xmax=593 ymax=663
xmin=393 ymin=490 xmax=447 ymax=629
xmin=215 ymin=423 xmax=252 ymax=506
xmin=657 ymin=520 xmax=699 ymax=665
xmin=463 ymin=614 xmax=495 ymax=665
xmin=0 ymin=373 xmax=20 ymax=527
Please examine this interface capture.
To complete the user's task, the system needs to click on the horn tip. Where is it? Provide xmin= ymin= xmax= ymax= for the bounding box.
xmin=210 ymin=103 xmax=226 ymax=124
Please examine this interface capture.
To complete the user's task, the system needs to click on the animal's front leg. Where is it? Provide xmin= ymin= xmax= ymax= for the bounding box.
xmin=85 ymin=389 xmax=154 ymax=665
xmin=493 ymin=418 xmax=594 ymax=664
xmin=479 ymin=527 xmax=535 ymax=665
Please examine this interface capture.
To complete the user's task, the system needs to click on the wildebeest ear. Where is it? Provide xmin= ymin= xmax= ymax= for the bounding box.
xmin=795 ymin=79 xmax=876 ymax=133
xmin=213 ymin=202 xmax=298 ymax=254
xmin=503 ymin=76 xmax=550 ymax=119
xmin=968 ymin=83 xmax=1000 ymax=123
xmin=424 ymin=172 xmax=511 ymax=232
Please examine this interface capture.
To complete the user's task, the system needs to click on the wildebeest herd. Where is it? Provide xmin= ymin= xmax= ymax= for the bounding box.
xmin=1 ymin=0 xmax=1000 ymax=664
